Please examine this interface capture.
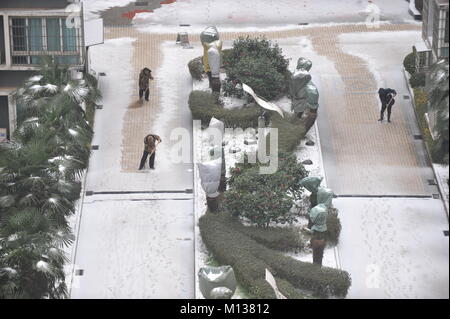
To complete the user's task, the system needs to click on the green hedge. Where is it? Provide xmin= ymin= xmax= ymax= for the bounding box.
xmin=199 ymin=212 xmax=351 ymax=298
xmin=223 ymin=36 xmax=290 ymax=101
xmin=326 ymin=208 xmax=342 ymax=246
xmin=410 ymin=72 xmax=426 ymax=88
xmin=413 ymin=87 xmax=442 ymax=163
xmin=404 ymin=52 xmax=416 ymax=75
xmin=230 ymin=218 xmax=305 ymax=251
xmin=270 ymin=114 xmax=306 ymax=153
xmin=189 ymin=90 xmax=260 ymax=128
xmin=188 ymin=56 xmax=204 ymax=81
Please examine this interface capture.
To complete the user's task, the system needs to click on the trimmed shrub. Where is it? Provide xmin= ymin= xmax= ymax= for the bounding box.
xmin=326 ymin=207 xmax=342 ymax=246
xmin=413 ymin=87 xmax=447 ymax=164
xmin=223 ymin=36 xmax=290 ymax=101
xmin=270 ymin=114 xmax=306 ymax=153
xmin=224 ymin=153 xmax=308 ymax=227
xmin=199 ymin=211 xmax=351 ymax=298
xmin=231 ymin=219 xmax=305 ymax=251
xmin=223 ymin=36 xmax=289 ymax=74
xmin=188 ymin=56 xmax=204 ymax=81
xmin=226 ymin=56 xmax=287 ymax=100
xmin=404 ymin=52 xmax=416 ymax=75
xmin=188 ymin=90 xmax=260 ymax=128
xmin=410 ymin=72 xmax=426 ymax=88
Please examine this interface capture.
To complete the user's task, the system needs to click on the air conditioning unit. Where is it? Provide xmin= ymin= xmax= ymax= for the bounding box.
xmin=69 ymin=68 xmax=84 ymax=80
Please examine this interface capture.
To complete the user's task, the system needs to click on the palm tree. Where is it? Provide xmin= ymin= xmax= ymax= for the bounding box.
xmin=426 ymin=60 xmax=449 ymax=164
xmin=0 ymin=57 xmax=100 ymax=298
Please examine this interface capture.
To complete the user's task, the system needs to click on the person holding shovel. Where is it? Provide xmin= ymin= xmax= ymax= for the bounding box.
xmin=138 ymin=133 xmax=162 ymax=170
xmin=138 ymin=67 xmax=154 ymax=102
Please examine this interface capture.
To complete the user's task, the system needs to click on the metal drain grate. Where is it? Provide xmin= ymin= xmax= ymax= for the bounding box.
xmin=91 ymin=145 xmax=99 ymax=150
xmin=85 ymin=191 xmax=94 ymax=196
xmin=96 ymin=104 xmax=103 ymax=109
xmin=75 ymin=269 xmax=84 ymax=276
xmin=179 ymin=24 xmax=191 ymax=27
xmin=403 ymin=95 xmax=410 ymax=100
xmin=135 ymin=1 xmax=148 ymax=6
xmin=444 ymin=230 xmax=449 ymax=237
xmin=99 ymin=72 xmax=106 ymax=76
xmin=298 ymin=22 xmax=309 ymax=25
xmin=432 ymin=194 xmax=440 ymax=199
xmin=413 ymin=134 xmax=423 ymax=140
xmin=427 ymin=179 xmax=438 ymax=185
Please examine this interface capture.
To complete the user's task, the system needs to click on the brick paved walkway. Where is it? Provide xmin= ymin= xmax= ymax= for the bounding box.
xmin=106 ymin=23 xmax=424 ymax=195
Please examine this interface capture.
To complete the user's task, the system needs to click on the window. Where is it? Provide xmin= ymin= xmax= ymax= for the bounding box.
xmin=0 ymin=16 xmax=5 ymax=64
xmin=10 ymin=17 xmax=82 ymax=66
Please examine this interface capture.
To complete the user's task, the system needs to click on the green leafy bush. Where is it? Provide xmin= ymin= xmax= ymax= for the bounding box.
xmin=199 ymin=211 xmax=351 ymax=298
xmin=226 ymin=56 xmax=287 ymax=100
xmin=223 ymin=36 xmax=290 ymax=101
xmin=410 ymin=72 xmax=426 ymax=88
xmin=326 ymin=208 xmax=342 ymax=246
xmin=224 ymin=153 xmax=308 ymax=227
xmin=404 ymin=52 xmax=416 ymax=75
xmin=188 ymin=56 xmax=204 ymax=81
xmin=188 ymin=90 xmax=260 ymax=128
xmin=223 ymin=36 xmax=289 ymax=74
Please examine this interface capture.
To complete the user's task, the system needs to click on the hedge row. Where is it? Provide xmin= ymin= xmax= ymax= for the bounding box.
xmin=229 ymin=217 xmax=305 ymax=252
xmin=189 ymin=90 xmax=260 ymax=128
xmin=269 ymin=114 xmax=306 ymax=153
xmin=199 ymin=212 xmax=351 ymax=298
xmin=200 ymin=212 xmax=310 ymax=299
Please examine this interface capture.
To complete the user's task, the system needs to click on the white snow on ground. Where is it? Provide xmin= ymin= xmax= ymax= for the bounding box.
xmin=70 ymin=38 xmax=197 ymax=298
xmin=82 ymin=0 xmax=134 ymax=20
xmin=153 ymin=41 xmax=200 ymax=138
xmin=338 ymin=31 xmax=423 ymax=90
xmin=84 ymin=40 xmax=196 ymax=192
xmin=71 ymin=198 xmax=194 ymax=298
xmin=336 ymin=197 xmax=449 ymax=299
xmin=132 ymin=0 xmax=411 ymax=27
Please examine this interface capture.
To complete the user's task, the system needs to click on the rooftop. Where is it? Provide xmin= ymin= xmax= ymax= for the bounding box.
xmin=0 ymin=0 xmax=74 ymax=9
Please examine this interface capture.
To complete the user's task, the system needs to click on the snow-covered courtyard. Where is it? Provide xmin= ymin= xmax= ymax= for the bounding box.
xmin=63 ymin=0 xmax=449 ymax=299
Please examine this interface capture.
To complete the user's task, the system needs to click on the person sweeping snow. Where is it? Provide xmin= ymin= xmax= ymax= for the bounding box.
xmin=138 ymin=67 xmax=154 ymax=101
xmin=138 ymin=133 xmax=162 ymax=170
xmin=378 ymin=88 xmax=397 ymax=123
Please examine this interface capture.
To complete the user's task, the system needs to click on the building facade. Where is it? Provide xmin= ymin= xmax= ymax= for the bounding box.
xmin=414 ymin=0 xmax=449 ymax=73
xmin=0 ymin=0 xmax=85 ymax=140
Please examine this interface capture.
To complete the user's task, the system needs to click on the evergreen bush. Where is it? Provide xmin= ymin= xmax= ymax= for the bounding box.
xmin=188 ymin=90 xmax=260 ymax=128
xmin=224 ymin=153 xmax=308 ymax=227
xmin=222 ymin=36 xmax=290 ymax=101
xmin=404 ymin=52 xmax=416 ymax=75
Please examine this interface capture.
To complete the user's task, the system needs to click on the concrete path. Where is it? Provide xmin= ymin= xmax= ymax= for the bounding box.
xmin=70 ymin=28 xmax=196 ymax=298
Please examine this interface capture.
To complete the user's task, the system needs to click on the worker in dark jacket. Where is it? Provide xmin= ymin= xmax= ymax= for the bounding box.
xmin=139 ymin=67 xmax=154 ymax=101
xmin=138 ymin=134 xmax=162 ymax=170
xmin=378 ymin=88 xmax=397 ymax=123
